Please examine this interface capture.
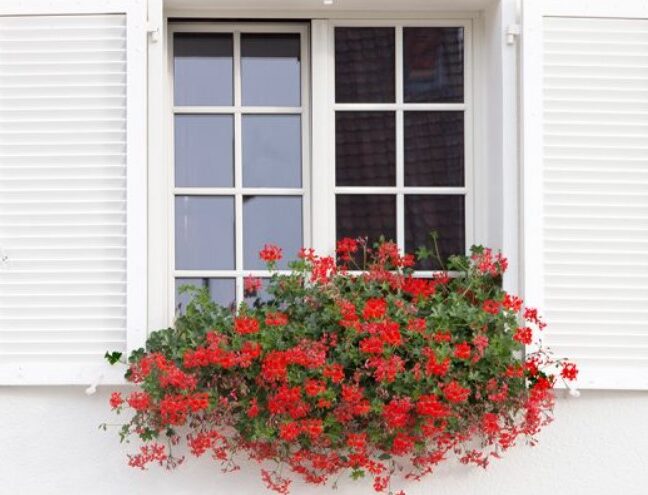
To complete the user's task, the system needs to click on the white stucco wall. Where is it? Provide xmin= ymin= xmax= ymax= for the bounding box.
xmin=2 ymin=388 xmax=647 ymax=495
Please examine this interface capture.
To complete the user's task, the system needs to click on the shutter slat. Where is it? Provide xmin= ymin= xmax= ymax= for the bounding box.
xmin=0 ymin=13 xmax=130 ymax=374
xmin=539 ymin=16 xmax=648 ymax=385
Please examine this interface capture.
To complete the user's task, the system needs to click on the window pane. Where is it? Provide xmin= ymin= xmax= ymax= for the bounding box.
xmin=336 ymin=194 xmax=396 ymax=266
xmin=174 ymin=33 xmax=233 ymax=106
xmin=404 ymin=27 xmax=463 ymax=103
xmin=404 ymin=112 xmax=464 ymax=187
xmin=175 ymin=196 xmax=235 ymax=270
xmin=175 ymin=115 xmax=234 ymax=187
xmin=405 ymin=195 xmax=465 ymax=270
xmin=176 ymin=278 xmax=236 ymax=313
xmin=241 ymin=33 xmax=301 ymax=107
xmin=335 ymin=27 xmax=395 ymax=103
xmin=242 ymin=115 xmax=301 ymax=188
xmin=243 ymin=196 xmax=302 ymax=270
xmin=336 ymin=111 xmax=396 ymax=186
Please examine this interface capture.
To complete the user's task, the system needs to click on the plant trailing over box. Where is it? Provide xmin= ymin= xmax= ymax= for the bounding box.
xmin=105 ymin=238 xmax=577 ymax=495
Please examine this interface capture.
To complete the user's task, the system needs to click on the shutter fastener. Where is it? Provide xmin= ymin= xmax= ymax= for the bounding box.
xmin=506 ymin=24 xmax=521 ymax=45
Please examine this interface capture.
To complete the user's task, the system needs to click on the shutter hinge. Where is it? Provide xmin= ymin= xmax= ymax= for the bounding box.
xmin=506 ymin=24 xmax=521 ymax=45
xmin=147 ymin=22 xmax=160 ymax=43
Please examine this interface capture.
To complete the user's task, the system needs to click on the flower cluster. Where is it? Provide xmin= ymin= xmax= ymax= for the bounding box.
xmin=107 ymin=240 xmax=576 ymax=494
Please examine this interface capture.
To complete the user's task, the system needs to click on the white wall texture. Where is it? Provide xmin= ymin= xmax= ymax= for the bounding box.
xmin=2 ymin=388 xmax=647 ymax=495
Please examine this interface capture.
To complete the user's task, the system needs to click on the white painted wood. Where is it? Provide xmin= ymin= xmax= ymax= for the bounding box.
xmin=167 ymin=22 xmax=311 ymax=317
xmin=522 ymin=0 xmax=648 ymax=389
xmin=0 ymin=0 xmax=147 ymax=385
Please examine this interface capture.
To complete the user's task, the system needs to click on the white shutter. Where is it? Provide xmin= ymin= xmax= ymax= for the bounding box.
xmin=522 ymin=0 xmax=648 ymax=389
xmin=0 ymin=1 xmax=147 ymax=385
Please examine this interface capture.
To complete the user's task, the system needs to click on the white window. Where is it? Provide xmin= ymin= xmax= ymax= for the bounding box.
xmin=168 ymin=23 xmax=311 ymax=313
xmin=167 ymin=20 xmax=473 ymax=314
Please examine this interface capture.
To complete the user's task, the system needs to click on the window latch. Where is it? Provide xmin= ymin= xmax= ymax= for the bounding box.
xmin=147 ymin=22 xmax=160 ymax=43
xmin=506 ymin=24 xmax=521 ymax=45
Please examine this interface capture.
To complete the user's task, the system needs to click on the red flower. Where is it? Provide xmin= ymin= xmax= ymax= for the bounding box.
xmin=482 ymin=413 xmax=500 ymax=436
xmin=359 ymin=336 xmax=384 ymax=354
xmin=323 ymin=364 xmax=345 ymax=383
xmin=127 ymin=391 xmax=150 ymax=412
xmin=235 ymin=316 xmax=260 ymax=335
xmin=109 ymin=392 xmax=123 ymax=409
xmin=304 ymin=379 xmax=326 ymax=397
xmin=423 ymin=348 xmax=450 ymax=377
xmin=346 ymin=433 xmax=367 ymax=451
xmin=407 ymin=318 xmax=426 ymax=334
xmin=443 ymin=381 xmax=470 ymax=403
xmin=259 ymin=244 xmax=283 ymax=263
xmin=266 ymin=311 xmax=289 ymax=327
xmin=300 ymin=419 xmax=323 ymax=439
xmin=391 ymin=433 xmax=415 ymax=455
xmin=513 ymin=326 xmax=533 ymax=345
xmin=244 ymin=276 xmax=262 ymax=295
xmin=453 ymin=342 xmax=472 ymax=360
xmin=279 ymin=422 xmax=301 ymax=441
xmin=336 ymin=237 xmax=358 ymax=262
xmin=362 ymin=298 xmax=387 ymax=320
xmin=503 ymin=293 xmax=523 ymax=312
xmin=561 ymin=362 xmax=579 ymax=381
xmin=402 ymin=277 xmax=436 ymax=299
xmin=383 ymin=398 xmax=412 ymax=428
xmin=482 ymin=299 xmax=500 ymax=315
xmin=416 ymin=394 xmax=449 ymax=417
xmin=247 ymin=398 xmax=260 ymax=418
xmin=433 ymin=330 xmax=452 ymax=343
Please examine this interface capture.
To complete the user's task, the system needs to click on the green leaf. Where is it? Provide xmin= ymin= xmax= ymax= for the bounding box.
xmin=104 ymin=351 xmax=123 ymax=365
xmin=350 ymin=469 xmax=365 ymax=480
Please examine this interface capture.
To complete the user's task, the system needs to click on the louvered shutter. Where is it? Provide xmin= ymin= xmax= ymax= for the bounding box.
xmin=522 ymin=0 xmax=648 ymax=389
xmin=0 ymin=0 xmax=147 ymax=384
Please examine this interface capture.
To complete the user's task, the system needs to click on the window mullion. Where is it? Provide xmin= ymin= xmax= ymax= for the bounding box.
xmin=233 ymin=30 xmax=244 ymax=304
xmin=395 ymin=26 xmax=405 ymax=252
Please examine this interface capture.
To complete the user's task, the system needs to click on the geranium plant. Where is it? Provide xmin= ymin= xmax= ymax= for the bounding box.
xmin=105 ymin=238 xmax=577 ymax=495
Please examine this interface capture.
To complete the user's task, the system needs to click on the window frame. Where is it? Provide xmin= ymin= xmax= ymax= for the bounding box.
xmin=157 ymin=17 xmax=476 ymax=326
xmin=312 ymin=19 xmax=475 ymax=277
xmin=166 ymin=22 xmax=311 ymax=320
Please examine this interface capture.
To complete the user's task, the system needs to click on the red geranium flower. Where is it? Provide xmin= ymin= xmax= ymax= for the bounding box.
xmin=259 ymin=244 xmax=283 ymax=263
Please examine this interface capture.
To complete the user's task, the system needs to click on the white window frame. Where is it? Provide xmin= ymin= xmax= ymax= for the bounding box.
xmin=312 ymin=19 xmax=475 ymax=277
xmin=154 ymin=15 xmax=477 ymax=326
xmin=166 ymin=22 xmax=311 ymax=320
xmin=0 ymin=0 xmax=147 ymax=385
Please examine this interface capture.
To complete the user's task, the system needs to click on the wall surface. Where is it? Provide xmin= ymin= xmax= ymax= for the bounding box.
xmin=1 ymin=388 xmax=647 ymax=495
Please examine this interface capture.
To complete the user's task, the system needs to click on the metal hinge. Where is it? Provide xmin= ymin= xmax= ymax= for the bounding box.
xmin=147 ymin=22 xmax=160 ymax=43
xmin=506 ymin=24 xmax=521 ymax=45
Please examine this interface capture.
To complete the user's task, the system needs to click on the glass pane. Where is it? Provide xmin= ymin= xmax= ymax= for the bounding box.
xmin=404 ymin=27 xmax=464 ymax=103
xmin=336 ymin=194 xmax=396 ymax=266
xmin=404 ymin=112 xmax=464 ymax=187
xmin=336 ymin=112 xmax=396 ymax=186
xmin=175 ymin=115 xmax=234 ymax=187
xmin=242 ymin=115 xmax=301 ymax=188
xmin=176 ymin=278 xmax=236 ymax=313
xmin=335 ymin=27 xmax=395 ymax=103
xmin=241 ymin=33 xmax=301 ymax=107
xmin=174 ymin=33 xmax=233 ymax=106
xmin=404 ymin=195 xmax=465 ymax=270
xmin=243 ymin=196 xmax=302 ymax=270
xmin=244 ymin=277 xmax=272 ymax=307
xmin=175 ymin=196 xmax=235 ymax=270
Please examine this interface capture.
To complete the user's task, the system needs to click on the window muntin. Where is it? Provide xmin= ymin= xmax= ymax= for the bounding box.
xmin=332 ymin=24 xmax=471 ymax=271
xmin=170 ymin=24 xmax=310 ymax=314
